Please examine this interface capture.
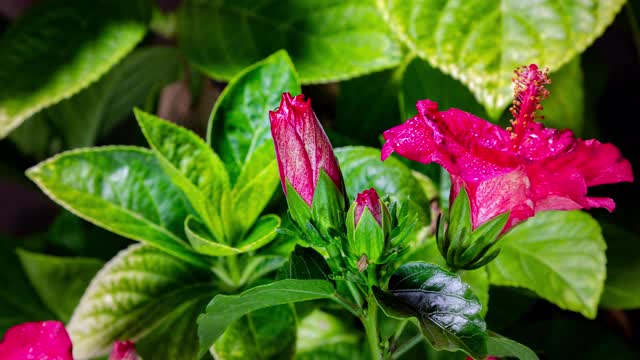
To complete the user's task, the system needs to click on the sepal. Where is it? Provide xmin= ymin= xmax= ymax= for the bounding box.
xmin=437 ymin=188 xmax=508 ymax=270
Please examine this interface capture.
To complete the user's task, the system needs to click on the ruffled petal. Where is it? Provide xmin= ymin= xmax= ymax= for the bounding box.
xmin=0 ymin=321 xmax=73 ymax=360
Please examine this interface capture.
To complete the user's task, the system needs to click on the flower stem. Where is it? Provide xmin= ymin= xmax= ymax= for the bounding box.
xmin=364 ymin=292 xmax=382 ymax=360
xmin=226 ymin=255 xmax=241 ymax=285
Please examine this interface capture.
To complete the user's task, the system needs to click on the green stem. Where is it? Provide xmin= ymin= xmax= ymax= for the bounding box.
xmin=364 ymin=293 xmax=383 ymax=360
xmin=226 ymin=255 xmax=241 ymax=285
xmin=391 ymin=334 xmax=423 ymax=360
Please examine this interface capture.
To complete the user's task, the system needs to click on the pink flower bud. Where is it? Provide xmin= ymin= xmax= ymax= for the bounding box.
xmin=355 ymin=188 xmax=382 ymax=225
xmin=109 ymin=340 xmax=140 ymax=360
xmin=269 ymin=92 xmax=343 ymax=206
xmin=0 ymin=320 xmax=73 ymax=360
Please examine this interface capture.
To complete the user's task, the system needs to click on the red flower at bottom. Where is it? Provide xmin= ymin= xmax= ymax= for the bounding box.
xmin=382 ymin=64 xmax=633 ymax=232
xmin=0 ymin=321 xmax=139 ymax=360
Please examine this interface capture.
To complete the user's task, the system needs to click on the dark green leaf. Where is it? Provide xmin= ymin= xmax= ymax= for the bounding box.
xmin=336 ymin=69 xmax=401 ymax=146
xmin=599 ymin=223 xmax=640 ymax=309
xmin=488 ymin=211 xmax=606 ymax=318
xmin=67 ymin=244 xmax=214 ymax=359
xmin=0 ymin=0 xmax=150 ymax=137
xmin=177 ymin=0 xmax=401 ymax=83
xmin=374 ymin=262 xmax=487 ymax=358
xmin=379 ymin=0 xmax=625 ymax=117
xmin=0 ymin=236 xmax=54 ymax=334
xmin=9 ymin=46 xmax=183 ymax=158
xmin=400 ymin=57 xmax=487 ymax=120
xmin=213 ymin=305 xmax=297 ymax=360
xmin=26 ymin=146 xmax=209 ymax=269
xmin=17 ymin=250 xmax=103 ymax=322
xmin=289 ymin=245 xmax=332 ymax=281
xmin=405 ymin=240 xmax=490 ymax=317
xmin=197 ymin=279 xmax=336 ymax=357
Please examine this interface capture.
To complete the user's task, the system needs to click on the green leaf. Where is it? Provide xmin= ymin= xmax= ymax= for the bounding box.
xmin=135 ymin=109 xmax=230 ymax=241
xmin=374 ymin=262 xmax=487 ymax=359
xmin=207 ymin=50 xmax=299 ymax=235
xmin=197 ymin=279 xmax=336 ymax=357
xmin=400 ymin=57 xmax=487 ymax=120
xmin=599 ymin=224 xmax=640 ymax=309
xmin=207 ymin=50 xmax=298 ymax=181
xmin=67 ymin=243 xmax=214 ymax=359
xmin=213 ymin=305 xmax=297 ymax=360
xmin=177 ymin=0 xmax=402 ymax=83
xmin=230 ymin=142 xmax=281 ymax=236
xmin=405 ymin=240 xmax=490 ymax=317
xmin=9 ymin=46 xmax=184 ymax=158
xmin=296 ymin=309 xmax=364 ymax=360
xmin=26 ymin=146 xmax=209 ymax=269
xmin=186 ymin=214 xmax=280 ymax=256
xmin=379 ymin=0 xmax=625 ymax=117
xmin=487 ymin=211 xmax=606 ymax=319
xmin=540 ymin=58 xmax=584 ymax=135
xmin=289 ymin=245 xmax=333 ymax=281
xmin=0 ymin=0 xmax=150 ymax=138
xmin=17 ymin=250 xmax=103 ymax=322
xmin=336 ymin=69 xmax=401 ymax=146
xmin=0 ymin=236 xmax=55 ymax=334
xmin=136 ymin=294 xmax=211 ymax=360
xmin=486 ymin=332 xmax=539 ymax=360
xmin=335 ymin=146 xmax=431 ymax=227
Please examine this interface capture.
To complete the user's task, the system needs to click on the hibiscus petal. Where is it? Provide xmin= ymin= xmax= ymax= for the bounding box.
xmin=567 ymin=139 xmax=634 ymax=186
xmin=0 ymin=320 xmax=73 ymax=360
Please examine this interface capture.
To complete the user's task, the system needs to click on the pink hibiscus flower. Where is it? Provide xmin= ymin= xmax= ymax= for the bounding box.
xmin=382 ymin=64 xmax=633 ymax=232
xmin=0 ymin=320 xmax=139 ymax=360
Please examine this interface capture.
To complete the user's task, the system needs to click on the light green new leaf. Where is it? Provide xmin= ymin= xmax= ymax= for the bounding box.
xmin=9 ymin=46 xmax=183 ymax=158
xmin=488 ymin=211 xmax=606 ymax=319
xmin=178 ymin=0 xmax=402 ymax=83
xmin=135 ymin=109 xmax=230 ymax=241
xmin=296 ymin=309 xmax=364 ymax=360
xmin=17 ymin=250 xmax=103 ymax=322
xmin=0 ymin=0 xmax=150 ymax=138
xmin=67 ymin=244 xmax=214 ymax=360
xmin=378 ymin=0 xmax=625 ymax=117
xmin=26 ymin=146 xmax=209 ymax=269
xmin=214 ymin=305 xmax=297 ymax=360
xmin=197 ymin=279 xmax=336 ymax=357
xmin=185 ymin=214 xmax=280 ymax=256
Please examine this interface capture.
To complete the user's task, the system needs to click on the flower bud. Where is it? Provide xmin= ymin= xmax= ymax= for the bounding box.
xmin=437 ymin=187 xmax=508 ymax=270
xmin=109 ymin=340 xmax=140 ymax=360
xmin=346 ymin=188 xmax=391 ymax=264
xmin=270 ymin=92 xmax=347 ymax=245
